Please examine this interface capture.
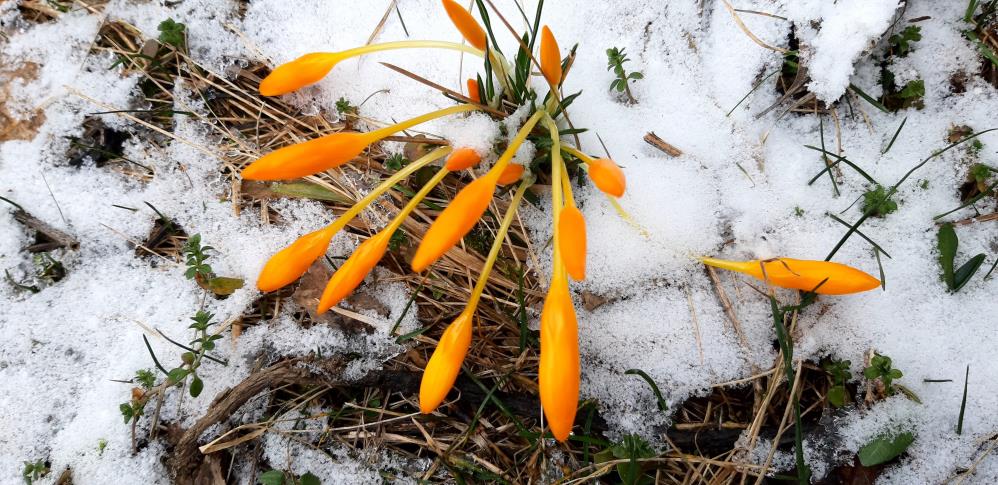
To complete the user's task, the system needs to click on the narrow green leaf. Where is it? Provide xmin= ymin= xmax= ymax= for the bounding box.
xmin=957 ymin=365 xmax=969 ymax=434
xmin=624 ymin=369 xmax=668 ymax=412
xmin=953 ymin=253 xmax=986 ymax=291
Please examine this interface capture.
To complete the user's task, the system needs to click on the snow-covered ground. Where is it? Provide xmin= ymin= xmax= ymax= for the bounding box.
xmin=2 ymin=0 xmax=998 ymax=483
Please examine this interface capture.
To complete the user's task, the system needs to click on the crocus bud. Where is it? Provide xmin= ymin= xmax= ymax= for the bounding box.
xmin=539 ymin=26 xmax=562 ymax=86
xmin=467 ymin=78 xmax=481 ymax=103
xmin=411 ymin=173 xmax=497 ymax=272
xmin=242 ymin=132 xmax=372 ymax=181
xmin=257 ymin=225 xmax=338 ymax=292
xmin=442 ymin=0 xmax=487 ymax=51
xmin=496 ymin=163 xmax=525 ymax=186
xmin=420 ymin=311 xmax=474 ymax=413
xmin=445 ymin=147 xmax=482 ymax=171
xmin=259 ymin=53 xmax=340 ymax=96
xmin=700 ymin=257 xmax=880 ymax=295
xmin=558 ymin=206 xmax=586 ymax=280
xmin=538 ymin=275 xmax=579 ymax=442
xmin=317 ymin=231 xmax=391 ymax=313
xmin=587 ymin=158 xmax=626 ymax=197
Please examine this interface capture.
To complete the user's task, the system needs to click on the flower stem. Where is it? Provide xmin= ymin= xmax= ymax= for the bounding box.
xmin=465 ymin=178 xmax=532 ymax=310
xmin=486 ymin=109 xmax=546 ymax=178
xmin=342 ymin=40 xmax=482 ymax=62
xmin=370 ymin=104 xmax=481 ymax=139
xmin=322 ymin=146 xmax=452 ymax=235
xmin=384 ymin=166 xmax=451 ymax=235
xmin=543 ymin=114 xmax=567 ymax=277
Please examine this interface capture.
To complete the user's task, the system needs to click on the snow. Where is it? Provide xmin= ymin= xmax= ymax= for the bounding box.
xmin=2 ymin=0 xmax=998 ymax=483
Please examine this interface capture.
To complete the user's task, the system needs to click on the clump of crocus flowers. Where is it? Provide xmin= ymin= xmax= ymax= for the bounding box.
xmin=245 ymin=0 xmax=880 ymax=444
xmin=245 ymin=0 xmax=627 ymax=442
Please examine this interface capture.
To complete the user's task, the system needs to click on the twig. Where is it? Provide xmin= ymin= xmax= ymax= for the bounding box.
xmin=643 ymin=132 xmax=684 ymax=157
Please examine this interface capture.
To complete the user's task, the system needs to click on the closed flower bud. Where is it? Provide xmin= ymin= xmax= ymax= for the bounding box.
xmin=496 ymin=163 xmax=525 ymax=186
xmin=540 ymin=26 xmax=562 ymax=86
xmin=467 ymin=78 xmax=481 ymax=103
xmin=242 ymin=132 xmax=372 ymax=181
xmin=259 ymin=53 xmax=340 ymax=96
xmin=445 ymin=147 xmax=482 ymax=171
xmin=558 ymin=206 xmax=586 ymax=280
xmin=317 ymin=231 xmax=391 ymax=313
xmin=411 ymin=173 xmax=497 ymax=272
xmin=587 ymin=158 xmax=626 ymax=197
xmin=442 ymin=0 xmax=487 ymax=51
xmin=420 ymin=311 xmax=474 ymax=413
xmin=538 ymin=275 xmax=579 ymax=442
xmin=700 ymin=257 xmax=880 ymax=295
xmin=256 ymin=225 xmax=337 ymax=292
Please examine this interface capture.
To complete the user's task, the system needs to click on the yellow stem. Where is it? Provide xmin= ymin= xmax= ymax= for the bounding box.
xmin=342 ymin=40 xmax=482 ymax=61
xmin=370 ymin=104 xmax=480 ymax=139
xmin=561 ymin=145 xmax=592 ymax=164
xmin=560 ymin=160 xmax=576 ymax=209
xmin=384 ymin=166 xmax=450 ymax=235
xmin=465 ymin=178 xmax=533 ymax=311
xmin=322 ymin=146 xmax=452 ymax=234
xmin=486 ymin=110 xmax=546 ymax=177
xmin=543 ymin=114 xmax=567 ymax=277
xmin=699 ymin=257 xmax=754 ymax=274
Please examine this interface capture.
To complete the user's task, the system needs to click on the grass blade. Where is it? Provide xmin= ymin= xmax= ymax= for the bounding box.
xmin=957 ymin=365 xmax=969 ymax=434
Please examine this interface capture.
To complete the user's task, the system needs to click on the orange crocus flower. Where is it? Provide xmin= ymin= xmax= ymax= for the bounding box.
xmin=441 ymin=0 xmax=487 ymax=51
xmin=411 ymin=171 xmax=498 ymax=272
xmin=444 ymin=147 xmax=482 ymax=171
xmin=587 ymin=158 xmax=626 ymax=197
xmin=558 ymin=206 xmax=586 ymax=280
xmin=259 ymin=41 xmax=483 ymax=96
xmin=496 ymin=163 xmax=525 ymax=186
xmin=256 ymin=225 xmax=338 ymax=292
xmin=539 ymin=26 xmax=562 ymax=86
xmin=316 ymin=231 xmax=391 ymax=313
xmin=467 ymin=78 xmax=481 ymax=103
xmin=242 ymin=105 xmax=478 ymax=181
xmin=538 ymin=273 xmax=580 ymax=442
xmin=700 ymin=257 xmax=880 ymax=295
xmin=419 ymin=310 xmax=473 ymax=413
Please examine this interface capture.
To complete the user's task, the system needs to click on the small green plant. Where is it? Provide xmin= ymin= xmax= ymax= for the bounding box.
xmin=259 ymin=470 xmax=321 ymax=485
xmin=606 ymin=47 xmax=643 ymax=104
xmin=388 ymin=228 xmax=408 ymax=251
xmin=863 ymin=353 xmax=903 ymax=395
xmin=822 ymin=358 xmax=852 ymax=408
xmin=862 ymin=185 xmax=899 ymax=218
xmin=598 ymin=434 xmax=655 ymax=485
xmin=888 ymin=25 xmax=922 ymax=57
xmin=794 ymin=206 xmax=805 ymax=217
xmin=384 ymin=153 xmax=408 ymax=171
xmin=898 ymin=79 xmax=925 ymax=102
xmin=335 ymin=97 xmax=356 ymax=116
xmin=97 ymin=438 xmax=108 ymax=456
xmin=157 ymin=18 xmax=186 ymax=49
xmin=183 ymin=234 xmax=214 ymax=282
xmin=22 ymin=459 xmax=49 ymax=484
xmin=937 ymin=223 xmax=986 ymax=292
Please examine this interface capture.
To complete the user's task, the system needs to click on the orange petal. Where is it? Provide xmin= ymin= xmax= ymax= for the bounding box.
xmin=700 ymin=257 xmax=881 ymax=295
xmin=256 ymin=225 xmax=336 ymax=292
xmin=538 ymin=275 xmax=579 ymax=441
xmin=411 ymin=174 xmax=497 ymax=272
xmin=587 ymin=158 xmax=626 ymax=197
xmin=496 ymin=164 xmax=525 ymax=186
xmin=441 ymin=0 xmax=487 ymax=51
xmin=558 ymin=206 xmax=586 ymax=280
xmin=539 ymin=26 xmax=562 ymax=86
xmin=316 ymin=231 xmax=391 ymax=313
xmin=419 ymin=311 xmax=473 ymax=413
xmin=444 ymin=147 xmax=482 ymax=171
xmin=259 ymin=53 xmax=339 ymax=96
xmin=242 ymin=132 xmax=372 ymax=181
xmin=467 ymin=78 xmax=481 ymax=103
